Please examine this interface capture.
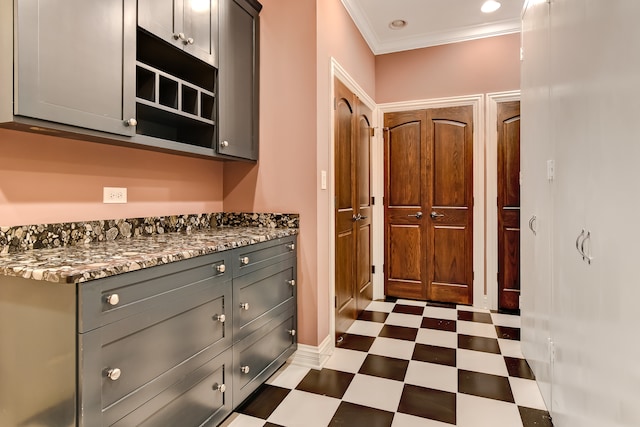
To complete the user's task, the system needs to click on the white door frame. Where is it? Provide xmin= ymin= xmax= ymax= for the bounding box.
xmin=377 ymin=95 xmax=486 ymax=308
xmin=486 ymin=90 xmax=521 ymax=310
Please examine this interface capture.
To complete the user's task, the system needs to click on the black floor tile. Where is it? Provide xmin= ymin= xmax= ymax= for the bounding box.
xmin=458 ymin=369 xmax=515 ymax=403
xmin=336 ymin=334 xmax=375 ymax=352
xmin=519 ymin=406 xmax=554 ymax=427
xmin=505 ymin=356 xmax=536 ymax=380
xmin=421 ymin=316 xmax=456 ymax=332
xmin=384 ymin=296 xmax=398 ymax=303
xmin=427 ymin=301 xmax=457 ymax=309
xmin=235 ymin=384 xmax=290 ymax=419
xmin=458 ymin=310 xmax=493 ymax=324
xmin=358 ymin=310 xmax=388 ymax=323
xmin=358 ymin=354 xmax=409 ymax=382
xmin=412 ymin=343 xmax=456 ymax=367
xmin=329 ymin=401 xmax=394 ymax=427
xmin=379 ymin=324 xmax=418 ymax=341
xmin=397 ymin=384 xmax=456 ymax=425
xmin=392 ymin=304 xmax=425 ymax=315
xmin=458 ymin=334 xmax=501 ymax=354
xmin=263 ymin=423 xmax=284 ymax=427
xmin=295 ymin=368 xmax=355 ymax=399
xmin=496 ymin=325 xmax=521 ymax=340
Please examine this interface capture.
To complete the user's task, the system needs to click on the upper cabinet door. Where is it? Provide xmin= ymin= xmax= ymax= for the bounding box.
xmin=138 ymin=0 xmax=218 ymax=67
xmin=15 ymin=0 xmax=136 ymax=136
xmin=218 ymin=0 xmax=260 ymax=160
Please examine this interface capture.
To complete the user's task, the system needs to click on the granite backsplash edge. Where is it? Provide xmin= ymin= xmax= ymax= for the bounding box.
xmin=0 ymin=212 xmax=300 ymax=254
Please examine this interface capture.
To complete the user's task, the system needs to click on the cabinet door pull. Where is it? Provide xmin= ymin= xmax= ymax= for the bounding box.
xmin=287 ymin=279 xmax=296 ymax=287
xmin=215 ymin=264 xmax=226 ymax=273
xmin=529 ymin=215 xmax=537 ymax=235
xmin=214 ymin=314 xmax=226 ymax=323
xmin=124 ymin=118 xmax=137 ymax=127
xmin=105 ymin=368 xmax=121 ymax=381
xmin=286 ymin=243 xmax=295 ymax=251
xmin=241 ymin=365 xmax=250 ymax=374
xmin=240 ymin=256 xmax=250 ymax=265
xmin=106 ymin=294 xmax=120 ymax=306
xmin=213 ymin=383 xmax=226 ymax=393
xmin=575 ymin=229 xmax=586 ymax=260
xmin=240 ymin=302 xmax=250 ymax=311
xmin=288 ymin=329 xmax=296 ymax=336
xmin=581 ymin=231 xmax=593 ymax=265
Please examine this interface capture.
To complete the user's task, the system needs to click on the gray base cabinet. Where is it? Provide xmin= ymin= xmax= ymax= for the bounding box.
xmin=0 ymin=236 xmax=296 ymax=427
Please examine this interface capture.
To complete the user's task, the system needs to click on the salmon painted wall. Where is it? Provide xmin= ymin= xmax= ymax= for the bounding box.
xmin=0 ymin=129 xmax=224 ymax=226
xmin=375 ymin=33 xmax=521 ymax=103
xmin=222 ymin=0 xmax=320 ymax=344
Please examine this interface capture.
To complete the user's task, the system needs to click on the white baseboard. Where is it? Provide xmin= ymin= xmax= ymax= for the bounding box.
xmin=290 ymin=334 xmax=333 ymax=370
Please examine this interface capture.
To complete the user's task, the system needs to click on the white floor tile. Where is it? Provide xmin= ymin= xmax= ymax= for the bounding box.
xmin=416 ymin=328 xmax=458 ymax=349
xmin=397 ymin=299 xmax=427 ymax=307
xmin=405 ymin=360 xmax=457 ymax=393
xmin=323 ymin=348 xmax=368 ymax=374
xmin=423 ymin=306 xmax=458 ymax=321
xmin=498 ymin=338 xmax=524 ymax=358
xmin=266 ymin=363 xmax=310 ymax=389
xmin=365 ymin=300 xmax=396 ymax=313
xmin=457 ymin=320 xmax=498 ymax=339
xmin=346 ymin=319 xmax=384 ymax=337
xmin=222 ymin=413 xmax=265 ymax=427
xmin=491 ymin=312 xmax=521 ymax=328
xmin=267 ymin=390 xmax=341 ymax=427
xmin=392 ymin=412 xmax=453 ymax=427
xmin=456 ymin=393 xmax=524 ymax=427
xmin=457 ymin=305 xmax=490 ymax=313
xmin=457 ymin=348 xmax=509 ymax=377
xmin=342 ymin=374 xmax=405 ymax=413
xmin=386 ymin=312 xmax=423 ymax=328
xmin=369 ymin=337 xmax=416 ymax=360
xmin=509 ymin=377 xmax=548 ymax=410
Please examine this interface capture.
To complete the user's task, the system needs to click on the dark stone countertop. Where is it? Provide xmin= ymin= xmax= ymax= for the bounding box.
xmin=0 ymin=226 xmax=298 ymax=284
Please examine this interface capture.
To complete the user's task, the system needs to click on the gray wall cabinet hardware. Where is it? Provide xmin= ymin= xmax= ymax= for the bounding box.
xmin=0 ymin=235 xmax=296 ymax=427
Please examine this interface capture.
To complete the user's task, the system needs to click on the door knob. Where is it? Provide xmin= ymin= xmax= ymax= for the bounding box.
xmin=430 ymin=211 xmax=445 ymax=219
xmin=408 ymin=211 xmax=423 ymax=219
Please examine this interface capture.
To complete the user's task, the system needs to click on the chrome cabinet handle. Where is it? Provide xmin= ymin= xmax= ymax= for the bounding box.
xmin=214 ymin=314 xmax=226 ymax=323
xmin=215 ymin=264 xmax=226 ymax=273
xmin=241 ymin=365 xmax=250 ymax=374
xmin=575 ymin=229 xmax=586 ymax=260
xmin=287 ymin=279 xmax=296 ymax=287
xmin=288 ymin=329 xmax=296 ymax=336
xmin=105 ymin=368 xmax=121 ymax=381
xmin=106 ymin=294 xmax=120 ymax=306
xmin=286 ymin=243 xmax=295 ymax=251
xmin=408 ymin=211 xmax=423 ymax=219
xmin=124 ymin=118 xmax=137 ymax=127
xmin=185 ymin=37 xmax=194 ymax=45
xmin=240 ymin=256 xmax=250 ymax=265
xmin=240 ymin=302 xmax=250 ymax=311
xmin=582 ymin=231 xmax=593 ymax=265
xmin=213 ymin=383 xmax=226 ymax=393
xmin=430 ymin=211 xmax=445 ymax=219
xmin=529 ymin=215 xmax=537 ymax=235
xmin=220 ymin=140 xmax=229 ymax=148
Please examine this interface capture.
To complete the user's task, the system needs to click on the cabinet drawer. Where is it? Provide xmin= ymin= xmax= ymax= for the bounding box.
xmin=234 ymin=258 xmax=296 ymax=342
xmin=233 ymin=236 xmax=296 ymax=277
xmin=111 ymin=348 xmax=232 ymax=427
xmin=79 ymin=278 xmax=231 ymax=426
xmin=79 ymin=252 xmax=230 ymax=333
xmin=233 ymin=306 xmax=297 ymax=407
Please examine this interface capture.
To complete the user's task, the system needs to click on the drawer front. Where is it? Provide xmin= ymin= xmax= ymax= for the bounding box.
xmin=111 ymin=348 xmax=233 ymax=427
xmin=233 ymin=307 xmax=297 ymax=407
xmin=79 ymin=279 xmax=232 ymax=426
xmin=234 ymin=258 xmax=296 ymax=342
xmin=233 ymin=236 xmax=296 ymax=277
xmin=79 ymin=252 xmax=231 ymax=333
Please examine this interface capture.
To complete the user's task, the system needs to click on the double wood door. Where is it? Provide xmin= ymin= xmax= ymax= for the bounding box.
xmin=334 ymin=78 xmax=373 ymax=339
xmin=384 ymin=106 xmax=473 ymax=304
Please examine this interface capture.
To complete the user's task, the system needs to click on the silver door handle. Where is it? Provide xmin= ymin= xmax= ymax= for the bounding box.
xmin=430 ymin=211 xmax=445 ymax=219
xmin=575 ymin=229 xmax=586 ymax=260
xmin=529 ymin=215 xmax=537 ymax=235
xmin=581 ymin=231 xmax=593 ymax=265
xmin=408 ymin=211 xmax=423 ymax=219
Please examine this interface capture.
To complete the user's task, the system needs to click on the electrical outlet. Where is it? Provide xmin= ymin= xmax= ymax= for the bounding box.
xmin=103 ymin=187 xmax=127 ymax=204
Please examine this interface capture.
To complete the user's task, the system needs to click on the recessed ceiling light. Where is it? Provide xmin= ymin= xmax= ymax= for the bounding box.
xmin=389 ymin=19 xmax=408 ymax=30
xmin=481 ymin=0 xmax=501 ymax=13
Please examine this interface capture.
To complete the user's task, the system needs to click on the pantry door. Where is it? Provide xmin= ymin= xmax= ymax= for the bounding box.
xmin=384 ymin=106 xmax=474 ymax=304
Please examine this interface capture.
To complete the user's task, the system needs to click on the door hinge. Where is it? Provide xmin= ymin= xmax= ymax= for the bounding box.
xmin=472 ymin=271 xmax=475 ymax=280
xmin=370 ymin=127 xmax=375 ymax=137
xmin=371 ymin=196 xmax=375 ymax=206
xmin=372 ymin=265 xmax=376 ymax=274
xmin=382 ymin=197 xmax=385 ymax=206
xmin=335 ymin=296 xmax=337 ymax=308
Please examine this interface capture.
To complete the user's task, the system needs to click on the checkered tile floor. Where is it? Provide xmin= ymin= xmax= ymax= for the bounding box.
xmin=221 ymin=299 xmax=554 ymax=427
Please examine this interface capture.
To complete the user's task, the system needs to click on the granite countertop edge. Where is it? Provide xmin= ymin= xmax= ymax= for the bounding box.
xmin=0 ymin=226 xmax=299 ymax=285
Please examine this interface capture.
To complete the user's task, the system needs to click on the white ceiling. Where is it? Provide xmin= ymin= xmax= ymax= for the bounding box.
xmin=341 ymin=0 xmax=525 ymax=55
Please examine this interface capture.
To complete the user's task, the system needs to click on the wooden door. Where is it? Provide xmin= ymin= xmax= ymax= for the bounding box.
xmin=355 ymin=99 xmax=373 ymax=312
xmin=334 ymin=79 xmax=357 ymax=338
xmin=384 ymin=110 xmax=429 ymax=300
xmin=384 ymin=106 xmax=474 ymax=305
xmin=497 ymin=101 xmax=521 ymax=311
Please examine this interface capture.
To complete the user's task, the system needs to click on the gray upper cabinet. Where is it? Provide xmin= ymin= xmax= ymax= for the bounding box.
xmin=218 ymin=0 xmax=261 ymax=160
xmin=137 ymin=0 xmax=218 ymax=67
xmin=14 ymin=0 xmax=136 ymax=137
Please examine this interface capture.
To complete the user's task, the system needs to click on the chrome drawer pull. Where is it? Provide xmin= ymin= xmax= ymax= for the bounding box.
xmin=288 ymin=279 xmax=296 ymax=287
xmin=213 ymin=383 xmax=226 ymax=393
xmin=575 ymin=229 xmax=586 ymax=260
xmin=288 ymin=329 xmax=296 ymax=337
xmin=286 ymin=243 xmax=295 ymax=251
xmin=241 ymin=365 xmax=250 ymax=374
xmin=106 ymin=294 xmax=120 ymax=306
xmin=240 ymin=303 xmax=250 ymax=311
xmin=215 ymin=264 xmax=226 ymax=273
xmin=105 ymin=368 xmax=121 ymax=381
xmin=240 ymin=256 xmax=250 ymax=265
xmin=214 ymin=314 xmax=226 ymax=323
